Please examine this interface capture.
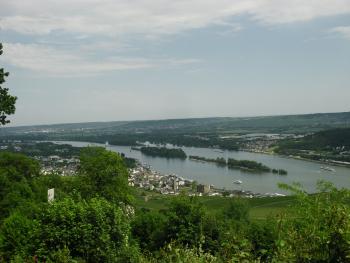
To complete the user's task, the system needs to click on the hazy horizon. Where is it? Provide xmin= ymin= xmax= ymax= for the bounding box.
xmin=2 ymin=110 xmax=349 ymax=128
xmin=1 ymin=1 xmax=350 ymax=126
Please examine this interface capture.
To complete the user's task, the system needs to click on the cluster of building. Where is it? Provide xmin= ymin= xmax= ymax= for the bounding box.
xmin=127 ymin=164 xmax=277 ymax=198
xmin=239 ymin=134 xmax=302 ymax=153
xmin=128 ymin=165 xmax=193 ymax=195
xmin=37 ymin=155 xmax=79 ymax=176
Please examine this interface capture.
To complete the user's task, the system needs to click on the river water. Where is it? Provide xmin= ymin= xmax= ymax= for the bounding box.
xmin=56 ymin=141 xmax=350 ymax=195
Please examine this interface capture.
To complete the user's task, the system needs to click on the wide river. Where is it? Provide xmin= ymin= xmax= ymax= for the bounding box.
xmin=57 ymin=141 xmax=350 ymax=195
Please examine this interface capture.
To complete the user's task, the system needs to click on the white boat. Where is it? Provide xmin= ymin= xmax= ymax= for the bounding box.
xmin=233 ymin=180 xmax=242 ymax=185
xmin=320 ymin=166 xmax=336 ymax=172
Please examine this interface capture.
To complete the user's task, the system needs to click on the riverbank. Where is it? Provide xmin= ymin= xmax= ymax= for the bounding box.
xmin=131 ymin=162 xmax=286 ymax=198
xmin=51 ymin=140 xmax=350 ymax=194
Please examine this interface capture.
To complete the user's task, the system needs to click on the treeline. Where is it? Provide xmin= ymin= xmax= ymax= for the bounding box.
xmin=0 ymin=148 xmax=349 ymax=262
xmin=140 ymin=147 xmax=187 ymax=159
xmin=189 ymin=155 xmax=286 ymax=174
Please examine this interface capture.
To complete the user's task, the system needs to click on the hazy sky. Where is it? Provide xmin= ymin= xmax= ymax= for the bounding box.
xmin=1 ymin=0 xmax=350 ymax=126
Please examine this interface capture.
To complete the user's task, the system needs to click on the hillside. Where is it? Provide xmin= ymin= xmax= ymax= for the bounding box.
xmin=275 ymin=128 xmax=350 ymax=163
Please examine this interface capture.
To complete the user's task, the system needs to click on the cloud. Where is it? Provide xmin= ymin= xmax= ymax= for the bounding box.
xmin=1 ymin=43 xmax=200 ymax=76
xmin=329 ymin=26 xmax=350 ymax=40
xmin=2 ymin=0 xmax=350 ymax=37
xmin=248 ymin=0 xmax=350 ymax=24
xmin=1 ymin=1 xmax=349 ymax=75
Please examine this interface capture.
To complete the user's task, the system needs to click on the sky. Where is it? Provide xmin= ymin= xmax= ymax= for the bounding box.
xmin=1 ymin=0 xmax=350 ymax=126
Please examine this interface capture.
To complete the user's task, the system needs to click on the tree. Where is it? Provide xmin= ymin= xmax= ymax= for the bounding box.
xmin=275 ymin=182 xmax=350 ymax=262
xmin=0 ymin=43 xmax=17 ymax=126
xmin=0 ymin=197 xmax=137 ymax=262
xmin=131 ymin=210 xmax=167 ymax=252
xmin=164 ymin=196 xmax=206 ymax=248
xmin=79 ymin=147 xmax=132 ymax=204
xmin=0 ymin=152 xmax=41 ymax=221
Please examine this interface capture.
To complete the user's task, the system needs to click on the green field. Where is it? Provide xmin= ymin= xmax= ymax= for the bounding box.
xmin=132 ymin=189 xmax=296 ymax=220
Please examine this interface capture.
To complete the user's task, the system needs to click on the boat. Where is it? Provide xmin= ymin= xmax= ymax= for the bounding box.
xmin=233 ymin=180 xmax=242 ymax=185
xmin=320 ymin=166 xmax=336 ymax=172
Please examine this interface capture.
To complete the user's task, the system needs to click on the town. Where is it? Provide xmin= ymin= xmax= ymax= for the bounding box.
xmin=128 ymin=163 xmax=285 ymax=198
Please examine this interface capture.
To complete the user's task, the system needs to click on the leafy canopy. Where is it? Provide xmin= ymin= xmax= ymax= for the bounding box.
xmin=0 ymin=43 xmax=17 ymax=126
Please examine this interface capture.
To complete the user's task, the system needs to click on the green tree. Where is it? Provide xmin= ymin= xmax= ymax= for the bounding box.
xmin=30 ymin=197 xmax=133 ymax=262
xmin=79 ymin=147 xmax=132 ymax=204
xmin=0 ymin=198 xmax=134 ymax=262
xmin=0 ymin=212 xmax=39 ymax=261
xmin=0 ymin=43 xmax=17 ymax=126
xmin=276 ymin=182 xmax=350 ymax=262
xmin=131 ymin=210 xmax=167 ymax=252
xmin=164 ymin=196 xmax=206 ymax=248
xmin=0 ymin=152 xmax=41 ymax=221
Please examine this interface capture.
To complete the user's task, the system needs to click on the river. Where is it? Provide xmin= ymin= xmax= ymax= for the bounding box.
xmin=55 ymin=141 xmax=350 ymax=195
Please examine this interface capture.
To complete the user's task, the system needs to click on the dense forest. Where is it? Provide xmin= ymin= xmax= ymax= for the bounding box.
xmin=0 ymin=147 xmax=349 ymax=262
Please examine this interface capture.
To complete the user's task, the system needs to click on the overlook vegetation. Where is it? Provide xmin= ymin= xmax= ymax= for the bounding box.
xmin=0 ymin=147 xmax=349 ymax=262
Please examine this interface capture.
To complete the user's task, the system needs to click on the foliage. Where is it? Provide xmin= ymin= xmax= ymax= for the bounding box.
xmin=275 ymin=181 xmax=350 ymax=262
xmin=164 ymin=196 xmax=206 ymax=248
xmin=152 ymin=243 xmax=218 ymax=263
xmin=131 ymin=210 xmax=167 ymax=252
xmin=0 ymin=146 xmax=349 ymax=262
xmin=79 ymin=147 xmax=132 ymax=203
xmin=0 ymin=212 xmax=39 ymax=260
xmin=0 ymin=152 xmax=41 ymax=221
xmin=222 ymin=198 xmax=250 ymax=222
xmin=35 ymin=197 xmax=133 ymax=262
xmin=0 ymin=43 xmax=17 ymax=126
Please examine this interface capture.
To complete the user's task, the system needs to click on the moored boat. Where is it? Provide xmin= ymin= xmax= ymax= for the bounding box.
xmin=320 ymin=166 xmax=336 ymax=172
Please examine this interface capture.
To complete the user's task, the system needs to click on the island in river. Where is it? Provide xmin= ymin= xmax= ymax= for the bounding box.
xmin=189 ymin=155 xmax=287 ymax=174
xmin=133 ymin=146 xmax=187 ymax=159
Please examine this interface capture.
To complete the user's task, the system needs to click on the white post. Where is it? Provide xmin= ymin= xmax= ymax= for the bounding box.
xmin=48 ymin=188 xmax=54 ymax=203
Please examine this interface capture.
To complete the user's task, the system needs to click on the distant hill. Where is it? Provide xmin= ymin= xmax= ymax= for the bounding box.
xmin=2 ymin=111 xmax=350 ymax=137
xmin=274 ymin=127 xmax=350 ymax=163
